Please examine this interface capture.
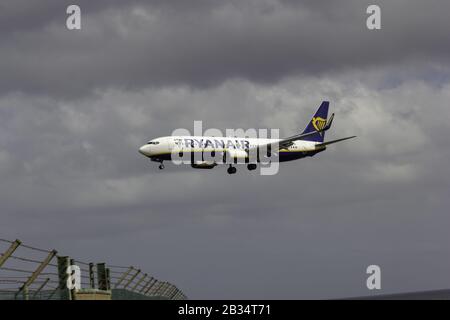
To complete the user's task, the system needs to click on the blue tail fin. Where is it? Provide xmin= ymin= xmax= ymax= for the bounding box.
xmin=300 ymin=101 xmax=329 ymax=142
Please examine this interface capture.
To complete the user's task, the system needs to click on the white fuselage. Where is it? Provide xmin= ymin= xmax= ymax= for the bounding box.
xmin=139 ymin=136 xmax=323 ymax=164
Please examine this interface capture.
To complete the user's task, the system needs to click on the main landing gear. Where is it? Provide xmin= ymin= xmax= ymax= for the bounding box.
xmin=227 ymin=165 xmax=237 ymax=174
xmin=227 ymin=164 xmax=257 ymax=174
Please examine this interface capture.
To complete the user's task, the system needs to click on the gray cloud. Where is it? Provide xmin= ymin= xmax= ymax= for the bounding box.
xmin=1 ymin=1 xmax=450 ymax=298
xmin=1 ymin=0 xmax=450 ymax=98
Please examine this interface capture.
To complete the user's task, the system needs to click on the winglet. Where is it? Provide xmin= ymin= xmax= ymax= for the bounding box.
xmin=324 ymin=113 xmax=334 ymax=131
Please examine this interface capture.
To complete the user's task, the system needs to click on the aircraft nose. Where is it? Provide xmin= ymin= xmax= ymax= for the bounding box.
xmin=139 ymin=145 xmax=151 ymax=156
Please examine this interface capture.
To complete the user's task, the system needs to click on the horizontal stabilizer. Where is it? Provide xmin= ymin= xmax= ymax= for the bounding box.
xmin=316 ymin=136 xmax=357 ymax=147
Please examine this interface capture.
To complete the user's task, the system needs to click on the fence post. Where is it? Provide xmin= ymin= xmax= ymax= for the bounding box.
xmin=57 ymin=256 xmax=72 ymax=300
xmin=31 ymin=278 xmax=50 ymax=300
xmin=0 ymin=239 xmax=21 ymax=267
xmin=89 ymin=263 xmax=95 ymax=289
xmin=161 ymin=283 xmax=172 ymax=297
xmin=168 ymin=285 xmax=177 ymax=298
xmin=69 ymin=258 xmax=78 ymax=299
xmin=105 ymin=268 xmax=111 ymax=291
xmin=131 ymin=273 xmax=147 ymax=292
xmin=140 ymin=276 xmax=154 ymax=293
xmin=170 ymin=288 xmax=180 ymax=300
xmin=152 ymin=281 xmax=165 ymax=296
xmin=144 ymin=278 xmax=158 ymax=295
xmin=97 ymin=263 xmax=108 ymax=290
xmin=163 ymin=283 xmax=172 ymax=297
xmin=167 ymin=286 xmax=177 ymax=299
xmin=16 ymin=249 xmax=57 ymax=300
xmin=123 ymin=269 xmax=141 ymax=289
xmin=22 ymin=286 xmax=29 ymax=300
xmin=114 ymin=266 xmax=134 ymax=289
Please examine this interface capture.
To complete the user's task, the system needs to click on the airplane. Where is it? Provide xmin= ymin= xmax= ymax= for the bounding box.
xmin=138 ymin=101 xmax=356 ymax=174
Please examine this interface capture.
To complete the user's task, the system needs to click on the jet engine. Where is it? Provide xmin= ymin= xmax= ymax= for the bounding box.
xmin=191 ymin=161 xmax=217 ymax=169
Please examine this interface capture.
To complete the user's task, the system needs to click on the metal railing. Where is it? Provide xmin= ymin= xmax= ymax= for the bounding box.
xmin=0 ymin=238 xmax=186 ymax=300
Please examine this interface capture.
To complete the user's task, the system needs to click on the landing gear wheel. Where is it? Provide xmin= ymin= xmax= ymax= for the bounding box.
xmin=159 ymin=163 xmax=165 ymax=170
xmin=227 ymin=165 xmax=237 ymax=174
xmin=247 ymin=164 xmax=257 ymax=171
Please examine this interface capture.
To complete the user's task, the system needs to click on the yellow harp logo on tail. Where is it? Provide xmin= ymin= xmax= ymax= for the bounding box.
xmin=312 ymin=116 xmax=327 ymax=134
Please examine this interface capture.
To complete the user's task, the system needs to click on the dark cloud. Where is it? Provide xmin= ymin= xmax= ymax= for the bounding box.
xmin=1 ymin=1 xmax=450 ymax=298
xmin=1 ymin=0 xmax=450 ymax=98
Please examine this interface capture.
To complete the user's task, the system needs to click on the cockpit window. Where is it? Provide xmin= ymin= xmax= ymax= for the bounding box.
xmin=147 ymin=141 xmax=160 ymax=145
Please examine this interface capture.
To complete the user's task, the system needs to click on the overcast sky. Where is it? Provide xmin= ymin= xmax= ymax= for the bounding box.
xmin=1 ymin=0 xmax=450 ymax=299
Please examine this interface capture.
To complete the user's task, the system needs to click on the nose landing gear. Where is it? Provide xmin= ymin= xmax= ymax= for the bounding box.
xmin=151 ymin=158 xmax=164 ymax=170
xmin=227 ymin=165 xmax=237 ymax=174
